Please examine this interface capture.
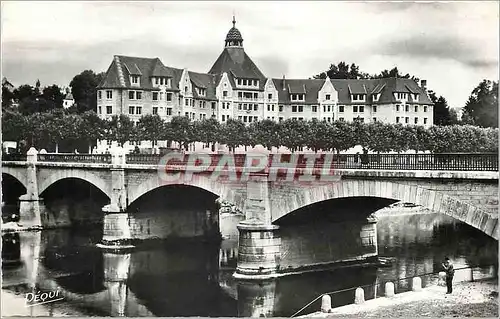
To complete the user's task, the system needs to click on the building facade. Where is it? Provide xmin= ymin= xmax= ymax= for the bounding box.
xmin=96 ymin=17 xmax=433 ymax=151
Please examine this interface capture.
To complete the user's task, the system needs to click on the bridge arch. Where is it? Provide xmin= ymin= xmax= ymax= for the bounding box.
xmin=38 ymin=170 xmax=111 ymax=200
xmin=271 ymin=180 xmax=498 ymax=240
xmin=128 ymin=174 xmax=242 ymax=210
xmin=2 ymin=168 xmax=28 ymax=191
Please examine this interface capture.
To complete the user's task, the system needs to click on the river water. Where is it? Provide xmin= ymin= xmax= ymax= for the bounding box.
xmin=1 ymin=210 xmax=498 ymax=317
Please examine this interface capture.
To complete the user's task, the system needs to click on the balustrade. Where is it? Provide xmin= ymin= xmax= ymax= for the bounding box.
xmin=2 ymin=152 xmax=498 ymax=171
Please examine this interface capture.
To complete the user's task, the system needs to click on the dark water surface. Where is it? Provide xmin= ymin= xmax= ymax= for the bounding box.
xmin=2 ymin=211 xmax=498 ymax=317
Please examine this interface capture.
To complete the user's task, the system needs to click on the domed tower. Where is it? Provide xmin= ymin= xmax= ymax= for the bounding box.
xmin=225 ymin=16 xmax=243 ymax=47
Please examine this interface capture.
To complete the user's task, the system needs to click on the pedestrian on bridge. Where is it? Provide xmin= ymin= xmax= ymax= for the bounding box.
xmin=442 ymin=257 xmax=455 ymax=294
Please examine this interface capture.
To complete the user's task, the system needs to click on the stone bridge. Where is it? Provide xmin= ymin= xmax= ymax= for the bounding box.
xmin=2 ymin=148 xmax=498 ymax=278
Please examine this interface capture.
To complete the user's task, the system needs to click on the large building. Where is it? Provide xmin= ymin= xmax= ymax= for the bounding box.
xmin=96 ymin=17 xmax=433 ymax=151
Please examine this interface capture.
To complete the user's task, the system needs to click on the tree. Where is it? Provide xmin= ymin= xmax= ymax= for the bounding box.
xmin=194 ymin=118 xmax=221 ymax=151
xmin=306 ymin=119 xmax=332 ymax=152
xmin=248 ymin=119 xmax=280 ymax=151
xmin=70 ymin=70 xmax=105 ymax=113
xmin=137 ymin=114 xmax=165 ymax=152
xmin=2 ymin=85 xmax=15 ymax=110
xmin=313 ymin=62 xmax=366 ymax=79
xmin=42 ymin=85 xmax=65 ymax=109
xmin=106 ymin=115 xmax=136 ymax=147
xmin=166 ymin=116 xmax=193 ymax=151
xmin=219 ymin=119 xmax=247 ymax=152
xmin=2 ymin=111 xmax=28 ymax=145
xmin=79 ymin=111 xmax=106 ymax=153
xmin=429 ymin=90 xmax=452 ymax=126
xmin=463 ymin=80 xmax=498 ymax=128
xmin=449 ymin=108 xmax=461 ymax=125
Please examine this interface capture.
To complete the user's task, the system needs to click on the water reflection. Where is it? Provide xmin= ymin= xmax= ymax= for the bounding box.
xmin=1 ymin=211 xmax=498 ymax=317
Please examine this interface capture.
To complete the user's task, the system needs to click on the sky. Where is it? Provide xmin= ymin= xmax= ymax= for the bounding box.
xmin=1 ymin=1 xmax=498 ymax=109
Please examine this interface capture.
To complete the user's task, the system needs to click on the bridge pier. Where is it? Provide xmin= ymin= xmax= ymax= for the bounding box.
xmin=18 ymin=148 xmax=43 ymax=229
xmin=235 ymin=177 xmax=281 ymax=279
xmin=99 ymin=147 xmax=133 ymax=249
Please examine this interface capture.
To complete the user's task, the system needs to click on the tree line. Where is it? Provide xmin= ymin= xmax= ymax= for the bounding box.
xmin=2 ymin=110 xmax=498 ymax=154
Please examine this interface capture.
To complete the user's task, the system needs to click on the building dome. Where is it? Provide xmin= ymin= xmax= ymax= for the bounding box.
xmin=225 ymin=16 xmax=243 ymax=47
xmin=226 ymin=27 xmax=243 ymax=42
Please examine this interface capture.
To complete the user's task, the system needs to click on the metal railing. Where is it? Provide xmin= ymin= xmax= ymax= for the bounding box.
xmin=290 ymin=263 xmax=498 ymax=318
xmin=37 ymin=153 xmax=112 ymax=164
xmin=2 ymin=153 xmax=498 ymax=171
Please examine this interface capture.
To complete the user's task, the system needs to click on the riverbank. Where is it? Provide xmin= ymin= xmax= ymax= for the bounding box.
xmin=304 ymin=278 xmax=498 ymax=318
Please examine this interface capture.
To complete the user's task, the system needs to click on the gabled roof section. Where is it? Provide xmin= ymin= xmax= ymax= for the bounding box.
xmin=371 ymin=83 xmax=386 ymax=94
xmin=348 ymin=82 xmax=367 ymax=94
xmin=151 ymin=58 xmax=174 ymax=77
xmin=188 ymin=71 xmax=218 ymax=100
xmin=272 ymin=78 xmax=324 ymax=104
xmin=208 ymin=47 xmax=266 ymax=88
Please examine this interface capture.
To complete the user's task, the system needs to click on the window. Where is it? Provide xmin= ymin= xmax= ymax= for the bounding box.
xmin=279 ymin=117 xmax=283 ymax=122
xmin=267 ymin=105 xmax=270 ymax=111
xmin=136 ymin=106 xmax=142 ymax=115
xmin=328 ymin=105 xmax=331 ymax=112
xmin=254 ymin=116 xmax=258 ymax=122
xmin=153 ymin=92 xmax=158 ymax=101
xmin=107 ymin=140 xmax=112 ymax=146
xmin=424 ymin=117 xmax=428 ymax=124
xmin=253 ymin=92 xmax=258 ymax=99
xmin=131 ymin=75 xmax=139 ymax=84
xmin=424 ymin=106 xmax=428 ymax=112
xmin=152 ymin=107 xmax=158 ymax=115
xmin=298 ymin=105 xmax=303 ymax=112
xmin=129 ymin=106 xmax=135 ymax=114
xmin=373 ymin=105 xmax=377 ymax=113
xmin=405 ymin=105 xmax=409 ymax=112
xmin=129 ymin=91 xmax=135 ymax=100
xmin=396 ymin=105 xmax=400 ymax=112
xmin=106 ymin=90 xmax=112 ymax=99
xmin=396 ymin=116 xmax=400 ymax=123
xmin=298 ymin=117 xmax=304 ymax=121
xmin=212 ymin=102 xmax=216 ymax=109
xmin=312 ymin=105 xmax=317 ymax=112
xmin=155 ymin=78 xmax=159 ymax=85
xmin=414 ymin=105 xmax=418 ymax=112
xmin=136 ymin=91 xmax=142 ymax=100
xmin=359 ymin=105 xmax=364 ymax=113
xmin=292 ymin=105 xmax=297 ymax=112
xmin=185 ymin=112 xmax=189 ymax=117
xmin=184 ymin=86 xmax=188 ymax=93
xmin=243 ymin=116 xmax=247 ymax=123
xmin=353 ymin=105 xmax=358 ymax=112
xmin=413 ymin=94 xmax=419 ymax=101
xmin=339 ymin=117 xmax=345 ymax=122
xmin=185 ymin=99 xmax=189 ymax=106
xmin=360 ymin=118 xmax=365 ymax=123
xmin=325 ymin=94 xmax=331 ymax=100
xmin=279 ymin=105 xmax=283 ymax=112
xmin=339 ymin=105 xmax=344 ymax=112
xmin=166 ymin=93 xmax=172 ymax=102
xmin=352 ymin=94 xmax=364 ymax=101
xmin=238 ymin=116 xmax=242 ymax=121
xmin=268 ymin=93 xmax=272 ymax=100
xmin=106 ymin=105 xmax=112 ymax=114
xmin=98 ymin=106 xmax=102 ymax=114
xmin=373 ymin=117 xmax=377 ymax=122
xmin=253 ymin=104 xmax=258 ymax=111
xmin=223 ymin=91 xmax=228 ymax=97
xmin=271 ymin=105 xmax=275 ymax=111
xmin=222 ymin=115 xmax=226 ymax=121
xmin=98 ymin=91 xmax=102 ymax=99
xmin=373 ymin=93 xmax=380 ymax=102
xmin=414 ymin=117 xmax=418 ymax=124
xmin=238 ymin=104 xmax=242 ymax=110
xmin=166 ymin=108 xmax=172 ymax=115
xmin=405 ymin=117 xmax=409 ymax=124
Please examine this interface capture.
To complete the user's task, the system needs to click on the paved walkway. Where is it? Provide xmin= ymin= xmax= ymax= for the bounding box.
xmin=303 ymin=279 xmax=498 ymax=318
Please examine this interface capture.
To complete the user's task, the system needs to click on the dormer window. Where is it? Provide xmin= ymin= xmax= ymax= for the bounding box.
xmin=325 ymin=94 xmax=331 ymax=101
xmin=395 ymin=92 xmax=408 ymax=100
xmin=237 ymin=78 xmax=259 ymax=87
xmin=372 ymin=93 xmax=380 ymax=102
xmin=413 ymin=93 xmax=419 ymax=102
xmin=351 ymin=94 xmax=365 ymax=101
xmin=291 ymin=94 xmax=305 ymax=101
xmin=198 ymin=88 xmax=206 ymax=96
xmin=130 ymin=75 xmax=140 ymax=85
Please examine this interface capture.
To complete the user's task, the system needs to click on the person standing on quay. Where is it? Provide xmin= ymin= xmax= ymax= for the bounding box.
xmin=442 ymin=257 xmax=455 ymax=294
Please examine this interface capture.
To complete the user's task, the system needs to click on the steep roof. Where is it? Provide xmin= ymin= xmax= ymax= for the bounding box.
xmin=98 ymin=55 xmax=177 ymax=90
xmin=188 ymin=71 xmax=218 ymax=100
xmin=208 ymin=47 xmax=266 ymax=88
xmin=272 ymin=77 xmax=432 ymax=105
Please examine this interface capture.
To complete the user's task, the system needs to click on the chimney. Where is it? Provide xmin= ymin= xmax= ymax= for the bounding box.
xmin=282 ymin=75 xmax=286 ymax=91
xmin=420 ymin=79 xmax=427 ymax=91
